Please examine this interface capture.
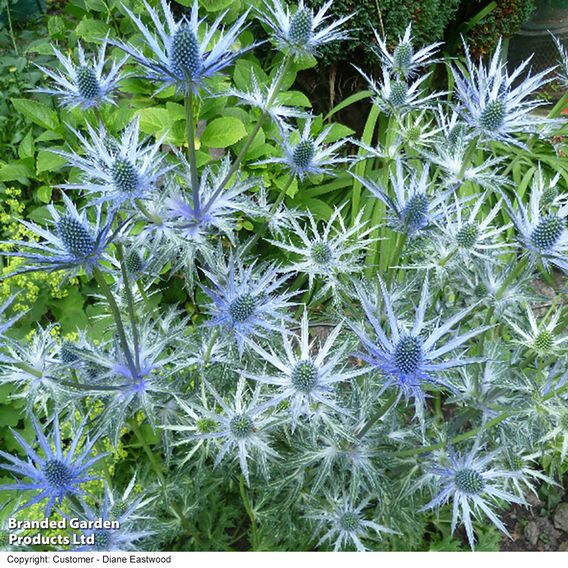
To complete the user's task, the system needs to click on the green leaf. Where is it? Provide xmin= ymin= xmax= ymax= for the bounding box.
xmin=12 ymin=99 xmax=59 ymax=130
xmin=75 ymin=19 xmax=111 ymax=43
xmin=0 ymin=162 xmax=33 ymax=182
xmin=137 ymin=107 xmax=173 ymax=136
xmin=201 ymin=117 xmax=246 ymax=148
xmin=277 ymin=91 xmax=312 ymax=108
xmin=198 ymin=0 xmax=235 ymax=11
xmin=18 ymin=129 xmax=35 ymax=160
xmin=37 ymin=186 xmax=53 ymax=204
xmin=323 ymin=123 xmax=355 ymax=143
xmin=36 ymin=150 xmax=67 ymax=174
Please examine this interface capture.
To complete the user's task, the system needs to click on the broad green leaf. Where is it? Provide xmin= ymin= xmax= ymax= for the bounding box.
xmin=75 ymin=19 xmax=111 ymax=42
xmin=18 ymin=129 xmax=35 ymax=160
xmin=36 ymin=150 xmax=67 ymax=174
xmin=0 ymin=162 xmax=33 ymax=182
xmin=137 ymin=107 xmax=173 ymax=136
xmin=201 ymin=117 xmax=246 ymax=148
xmin=12 ymin=99 xmax=59 ymax=130
xmin=37 ymin=186 xmax=53 ymax=204
xmin=277 ymin=91 xmax=312 ymax=108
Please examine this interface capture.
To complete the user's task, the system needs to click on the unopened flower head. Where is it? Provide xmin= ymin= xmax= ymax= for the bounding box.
xmin=56 ymin=119 xmax=171 ymax=207
xmin=113 ymin=0 xmax=253 ymax=94
xmin=373 ymin=24 xmax=441 ymax=78
xmin=245 ymin=309 xmax=367 ymax=427
xmin=308 ymin=493 xmax=398 ymax=551
xmin=267 ymin=207 xmax=375 ymax=299
xmin=258 ymin=0 xmax=352 ymax=59
xmin=421 ymin=444 xmax=526 ymax=549
xmin=36 ymin=40 xmax=126 ymax=109
xmin=0 ymin=416 xmax=106 ymax=515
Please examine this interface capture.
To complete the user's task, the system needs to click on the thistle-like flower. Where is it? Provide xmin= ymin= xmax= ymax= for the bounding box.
xmin=72 ymin=480 xmax=155 ymax=551
xmin=190 ymin=378 xmax=278 ymax=483
xmin=245 ymin=309 xmax=366 ymax=427
xmin=373 ymin=24 xmax=441 ymax=78
xmin=506 ymin=305 xmax=568 ymax=357
xmin=257 ymin=118 xmax=349 ymax=180
xmin=202 ymin=256 xmax=295 ymax=354
xmin=435 ymin=195 xmax=511 ymax=264
xmin=165 ymin=156 xmax=259 ymax=242
xmin=1 ymin=193 xmax=115 ymax=278
xmin=36 ymin=40 xmax=126 ymax=109
xmin=114 ymin=0 xmax=252 ymax=94
xmin=354 ymin=160 xmax=457 ymax=236
xmin=0 ymin=416 xmax=105 ymax=515
xmin=552 ymin=34 xmax=568 ymax=87
xmin=258 ymin=0 xmax=352 ymax=59
xmin=452 ymin=39 xmax=554 ymax=146
xmin=267 ymin=208 xmax=375 ymax=299
xmin=357 ymin=68 xmax=443 ymax=116
xmin=353 ymin=277 xmax=488 ymax=419
xmin=57 ymin=119 xmax=171 ymax=207
xmin=507 ymin=170 xmax=568 ymax=273
xmin=421 ymin=444 xmax=526 ymax=549
xmin=308 ymin=493 xmax=399 ymax=551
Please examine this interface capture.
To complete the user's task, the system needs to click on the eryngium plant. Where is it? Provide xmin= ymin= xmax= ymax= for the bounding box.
xmin=1 ymin=0 xmax=567 ymax=553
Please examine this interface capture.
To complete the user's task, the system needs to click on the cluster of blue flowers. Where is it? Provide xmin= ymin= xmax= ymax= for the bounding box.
xmin=1 ymin=0 xmax=567 ymax=552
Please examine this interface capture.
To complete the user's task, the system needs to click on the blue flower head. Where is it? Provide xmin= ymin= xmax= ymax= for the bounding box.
xmin=421 ymin=444 xmax=526 ymax=549
xmin=202 ymin=255 xmax=295 ymax=354
xmin=1 ymin=193 xmax=115 ymax=278
xmin=353 ymin=276 xmax=489 ymax=419
xmin=258 ymin=0 xmax=353 ymax=59
xmin=0 ymin=416 xmax=106 ymax=516
xmin=113 ymin=0 xmax=253 ymax=94
xmin=36 ymin=40 xmax=127 ymax=110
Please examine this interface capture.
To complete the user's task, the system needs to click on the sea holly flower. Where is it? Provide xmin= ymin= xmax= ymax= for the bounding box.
xmin=421 ymin=444 xmax=526 ymax=549
xmin=202 ymin=256 xmax=295 ymax=354
xmin=552 ymin=34 xmax=568 ymax=88
xmin=373 ymin=24 xmax=441 ymax=79
xmin=113 ymin=0 xmax=252 ymax=94
xmin=267 ymin=207 xmax=375 ymax=300
xmin=244 ymin=309 xmax=367 ymax=427
xmin=501 ymin=449 xmax=558 ymax=498
xmin=72 ymin=480 xmax=155 ymax=551
xmin=353 ymin=159 xmax=458 ymax=236
xmin=506 ymin=170 xmax=568 ymax=273
xmin=1 ymin=193 xmax=115 ymax=278
xmin=353 ymin=277 xmax=489 ymax=419
xmin=0 ymin=416 xmax=106 ymax=516
xmin=36 ymin=40 xmax=126 ymax=110
xmin=165 ymin=155 xmax=260 ymax=242
xmin=452 ymin=39 xmax=554 ymax=146
xmin=256 ymin=118 xmax=350 ymax=180
xmin=56 ymin=119 xmax=171 ymax=207
xmin=356 ymin=68 xmax=443 ymax=116
xmin=190 ymin=378 xmax=279 ymax=483
xmin=308 ymin=493 xmax=399 ymax=551
xmin=258 ymin=0 xmax=353 ymax=59
xmin=434 ymin=195 xmax=512 ymax=264
xmin=506 ymin=305 xmax=568 ymax=357
xmin=541 ymin=403 xmax=568 ymax=461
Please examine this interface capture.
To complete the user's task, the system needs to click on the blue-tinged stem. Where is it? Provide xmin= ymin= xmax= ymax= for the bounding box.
xmin=93 ymin=267 xmax=138 ymax=381
xmin=201 ymin=56 xmax=292 ymax=217
xmin=239 ymin=474 xmax=258 ymax=550
xmin=185 ymin=88 xmax=200 ymax=218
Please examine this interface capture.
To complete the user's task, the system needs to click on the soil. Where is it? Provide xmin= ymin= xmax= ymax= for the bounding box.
xmin=500 ymin=478 xmax=568 ymax=551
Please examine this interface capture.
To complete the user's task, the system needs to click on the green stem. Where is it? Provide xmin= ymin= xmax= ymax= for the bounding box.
xmin=356 ymin=390 xmax=398 ymax=439
xmin=5 ymin=1 xmax=19 ymax=55
xmin=185 ymin=89 xmax=200 ymax=217
xmin=242 ymin=175 xmax=294 ymax=253
xmin=93 ymin=267 xmax=137 ymax=379
xmin=201 ymin=57 xmax=292 ymax=216
xmin=136 ymin=199 xmax=163 ymax=226
xmin=239 ymin=474 xmax=258 ymax=550
xmin=387 ymin=233 xmax=407 ymax=284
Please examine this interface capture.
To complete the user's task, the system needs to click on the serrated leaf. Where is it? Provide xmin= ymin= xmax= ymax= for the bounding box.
xmin=137 ymin=107 xmax=173 ymax=136
xmin=201 ymin=117 xmax=246 ymax=148
xmin=12 ymin=99 xmax=59 ymax=130
xmin=0 ymin=162 xmax=33 ymax=182
xmin=75 ymin=19 xmax=111 ymax=43
xmin=18 ymin=129 xmax=35 ymax=160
